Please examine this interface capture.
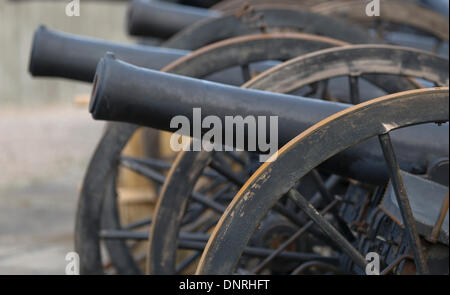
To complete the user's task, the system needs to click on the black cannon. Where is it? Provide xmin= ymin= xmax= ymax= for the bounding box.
xmin=28 ymin=26 xmax=273 ymax=86
xmin=126 ymin=0 xmax=449 ymax=50
xmin=89 ymin=54 xmax=449 ymax=185
xmin=86 ymin=54 xmax=449 ymax=275
xmin=29 ymin=25 xmax=185 ymax=82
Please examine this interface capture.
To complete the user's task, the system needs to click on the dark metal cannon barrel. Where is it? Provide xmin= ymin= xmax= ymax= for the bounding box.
xmin=90 ymin=54 xmax=345 ymax=144
xmin=28 ymin=26 xmax=250 ymax=85
xmin=90 ymin=55 xmax=449 ymax=184
xmin=127 ymin=1 xmax=374 ymax=46
xmin=28 ymin=25 xmax=187 ymax=82
xmin=127 ymin=0 xmax=220 ymax=38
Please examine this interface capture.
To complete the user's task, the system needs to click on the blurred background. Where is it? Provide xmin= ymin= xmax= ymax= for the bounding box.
xmin=0 ymin=0 xmax=133 ymax=274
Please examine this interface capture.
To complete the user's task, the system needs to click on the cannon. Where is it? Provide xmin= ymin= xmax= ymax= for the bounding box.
xmin=89 ymin=55 xmax=449 ymax=275
xmin=73 ymin=33 xmax=448 ymax=276
xmin=29 ymin=24 xmax=386 ymax=274
xmin=71 ymin=32 xmax=353 ymax=275
xmin=88 ymin=55 xmax=449 ymax=275
xmin=90 ymin=54 xmax=448 ymax=184
xmin=24 ymin=0 xmax=448 ymax=276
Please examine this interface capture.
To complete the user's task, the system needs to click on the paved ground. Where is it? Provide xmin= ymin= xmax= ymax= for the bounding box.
xmin=0 ymin=104 xmax=104 ymax=274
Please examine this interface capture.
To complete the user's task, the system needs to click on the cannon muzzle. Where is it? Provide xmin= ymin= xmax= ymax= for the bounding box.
xmin=127 ymin=0 xmax=219 ymax=38
xmin=28 ymin=25 xmax=187 ymax=82
xmin=90 ymin=55 xmax=449 ymax=184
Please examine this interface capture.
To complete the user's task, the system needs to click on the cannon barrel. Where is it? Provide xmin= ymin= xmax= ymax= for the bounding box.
xmin=28 ymin=26 xmax=254 ymax=85
xmin=90 ymin=55 xmax=449 ymax=184
xmin=127 ymin=0 xmax=449 ymax=40
xmin=28 ymin=25 xmax=187 ymax=82
xmin=127 ymin=1 xmax=372 ymax=45
xmin=127 ymin=0 xmax=219 ymax=38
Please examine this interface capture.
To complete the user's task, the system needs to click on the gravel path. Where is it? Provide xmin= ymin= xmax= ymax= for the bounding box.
xmin=0 ymin=104 xmax=104 ymax=274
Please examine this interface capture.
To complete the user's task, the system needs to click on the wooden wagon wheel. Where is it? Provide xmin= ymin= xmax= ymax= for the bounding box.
xmin=75 ymin=33 xmax=348 ymax=275
xmin=147 ymin=46 xmax=448 ymax=274
xmin=196 ymin=88 xmax=449 ymax=275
